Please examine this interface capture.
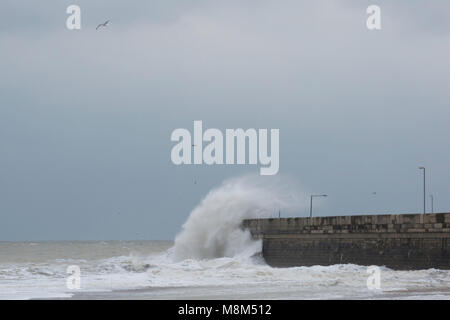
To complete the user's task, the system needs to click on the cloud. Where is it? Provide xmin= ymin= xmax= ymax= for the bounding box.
xmin=1 ymin=1 xmax=450 ymax=240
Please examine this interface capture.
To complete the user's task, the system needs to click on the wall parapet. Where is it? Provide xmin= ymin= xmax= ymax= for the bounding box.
xmin=242 ymin=213 xmax=450 ymax=236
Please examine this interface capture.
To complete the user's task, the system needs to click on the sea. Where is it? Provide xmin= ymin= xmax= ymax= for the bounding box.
xmin=1 ymin=240 xmax=450 ymax=300
xmin=2 ymin=176 xmax=449 ymax=300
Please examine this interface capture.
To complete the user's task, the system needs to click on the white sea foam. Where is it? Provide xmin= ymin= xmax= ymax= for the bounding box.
xmin=173 ymin=175 xmax=303 ymax=261
xmin=2 ymin=241 xmax=450 ymax=299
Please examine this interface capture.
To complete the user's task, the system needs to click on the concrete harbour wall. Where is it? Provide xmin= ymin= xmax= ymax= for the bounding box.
xmin=242 ymin=213 xmax=450 ymax=270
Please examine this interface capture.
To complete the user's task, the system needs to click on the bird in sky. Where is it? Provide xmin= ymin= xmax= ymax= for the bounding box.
xmin=96 ymin=20 xmax=110 ymax=30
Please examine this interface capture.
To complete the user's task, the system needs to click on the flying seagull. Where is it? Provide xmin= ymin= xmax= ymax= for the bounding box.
xmin=96 ymin=20 xmax=110 ymax=30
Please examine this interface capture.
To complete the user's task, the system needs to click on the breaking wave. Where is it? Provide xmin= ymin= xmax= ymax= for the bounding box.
xmin=173 ymin=175 xmax=303 ymax=261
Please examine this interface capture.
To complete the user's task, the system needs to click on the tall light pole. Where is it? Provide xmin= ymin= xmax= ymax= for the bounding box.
xmin=430 ymin=195 xmax=434 ymax=214
xmin=310 ymin=194 xmax=327 ymax=218
xmin=418 ymin=166 xmax=426 ymax=214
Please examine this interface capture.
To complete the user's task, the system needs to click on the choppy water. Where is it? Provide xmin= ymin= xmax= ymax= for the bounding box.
xmin=2 ymin=177 xmax=449 ymax=299
xmin=1 ymin=240 xmax=450 ymax=300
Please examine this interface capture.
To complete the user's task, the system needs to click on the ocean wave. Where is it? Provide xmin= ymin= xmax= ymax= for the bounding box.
xmin=173 ymin=175 xmax=304 ymax=261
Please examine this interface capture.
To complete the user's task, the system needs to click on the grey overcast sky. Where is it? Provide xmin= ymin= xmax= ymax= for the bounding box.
xmin=1 ymin=1 xmax=450 ymax=240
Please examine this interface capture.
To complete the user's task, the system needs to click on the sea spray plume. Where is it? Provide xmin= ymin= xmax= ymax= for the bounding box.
xmin=173 ymin=175 xmax=303 ymax=261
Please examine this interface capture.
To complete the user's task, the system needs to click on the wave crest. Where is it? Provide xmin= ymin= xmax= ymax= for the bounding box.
xmin=173 ymin=175 xmax=303 ymax=261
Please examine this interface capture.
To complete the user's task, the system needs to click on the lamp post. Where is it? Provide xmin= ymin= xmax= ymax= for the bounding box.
xmin=310 ymin=194 xmax=327 ymax=218
xmin=430 ymin=195 xmax=434 ymax=214
xmin=418 ymin=166 xmax=426 ymax=215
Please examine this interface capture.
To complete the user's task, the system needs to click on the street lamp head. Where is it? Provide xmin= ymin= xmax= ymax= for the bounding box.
xmin=418 ymin=166 xmax=425 ymax=169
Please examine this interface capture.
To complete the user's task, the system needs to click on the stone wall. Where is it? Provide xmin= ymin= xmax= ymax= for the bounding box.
xmin=242 ymin=213 xmax=450 ymax=270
